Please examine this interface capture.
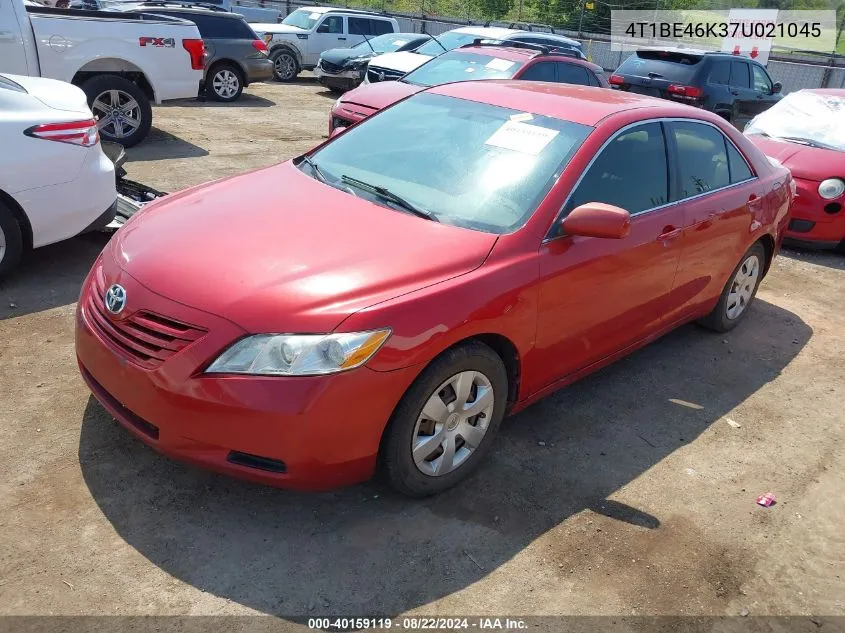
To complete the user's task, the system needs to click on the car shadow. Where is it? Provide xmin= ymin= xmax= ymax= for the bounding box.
xmin=781 ymin=245 xmax=845 ymax=271
xmin=0 ymin=233 xmax=109 ymax=320
xmin=192 ymin=92 xmax=278 ymax=108
xmin=124 ymin=128 xmax=209 ymax=162
xmin=78 ymin=298 xmax=810 ymax=616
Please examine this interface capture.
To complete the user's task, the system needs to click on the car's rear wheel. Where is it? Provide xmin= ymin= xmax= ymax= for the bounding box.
xmin=82 ymin=75 xmax=152 ymax=148
xmin=698 ymin=242 xmax=766 ymax=332
xmin=270 ymin=49 xmax=299 ymax=82
xmin=208 ymin=63 xmax=244 ymax=102
xmin=380 ymin=341 xmax=508 ymax=497
xmin=0 ymin=201 xmax=24 ymax=278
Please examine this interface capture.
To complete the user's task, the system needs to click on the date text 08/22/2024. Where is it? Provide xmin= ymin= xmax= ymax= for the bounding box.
xmin=307 ymin=618 xmax=528 ymax=630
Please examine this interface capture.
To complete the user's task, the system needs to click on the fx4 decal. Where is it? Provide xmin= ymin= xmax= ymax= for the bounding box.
xmin=139 ymin=37 xmax=176 ymax=48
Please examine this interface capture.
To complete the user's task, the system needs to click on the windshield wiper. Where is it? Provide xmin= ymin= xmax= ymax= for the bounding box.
xmin=341 ymin=175 xmax=438 ymax=222
xmin=299 ymin=155 xmax=329 ymax=184
xmin=427 ymin=33 xmax=448 ymax=53
xmin=776 ymin=136 xmax=840 ymax=151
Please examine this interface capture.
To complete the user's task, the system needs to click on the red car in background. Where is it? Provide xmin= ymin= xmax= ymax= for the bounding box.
xmin=745 ymin=89 xmax=845 ymax=251
xmin=330 ymin=43 xmax=609 ymax=134
xmin=77 ymin=82 xmax=791 ymax=497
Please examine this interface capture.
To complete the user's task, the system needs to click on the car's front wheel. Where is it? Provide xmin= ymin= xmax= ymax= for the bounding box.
xmin=208 ymin=63 xmax=244 ymax=102
xmin=0 ymin=201 xmax=24 ymax=278
xmin=270 ymin=48 xmax=299 ymax=82
xmin=380 ymin=341 xmax=508 ymax=497
xmin=699 ymin=241 xmax=766 ymax=332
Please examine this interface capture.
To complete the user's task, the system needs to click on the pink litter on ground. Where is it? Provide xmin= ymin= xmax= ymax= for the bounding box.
xmin=756 ymin=493 xmax=777 ymax=507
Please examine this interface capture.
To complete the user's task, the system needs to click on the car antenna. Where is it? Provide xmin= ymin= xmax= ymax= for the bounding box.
xmin=427 ymin=33 xmax=448 ymax=53
xmin=362 ymin=33 xmax=375 ymax=53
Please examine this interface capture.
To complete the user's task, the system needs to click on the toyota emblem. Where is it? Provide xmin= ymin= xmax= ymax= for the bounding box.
xmin=378 ymin=71 xmax=385 ymax=82
xmin=104 ymin=284 xmax=127 ymax=315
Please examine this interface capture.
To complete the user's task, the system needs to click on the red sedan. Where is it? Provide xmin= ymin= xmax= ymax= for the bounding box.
xmin=330 ymin=43 xmax=608 ymax=134
xmin=745 ymin=89 xmax=845 ymax=251
xmin=76 ymin=82 xmax=792 ymax=497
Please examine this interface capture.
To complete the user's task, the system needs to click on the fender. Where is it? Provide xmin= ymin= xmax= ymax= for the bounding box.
xmin=268 ymin=41 xmax=303 ymax=67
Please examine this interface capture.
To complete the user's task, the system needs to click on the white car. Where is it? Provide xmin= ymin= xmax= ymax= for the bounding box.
xmin=363 ymin=26 xmax=525 ymax=83
xmin=0 ymin=74 xmax=116 ymax=276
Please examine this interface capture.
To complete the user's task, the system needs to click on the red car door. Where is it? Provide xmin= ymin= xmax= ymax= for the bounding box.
xmin=662 ymin=120 xmax=763 ymax=325
xmin=533 ymin=121 xmax=686 ymax=391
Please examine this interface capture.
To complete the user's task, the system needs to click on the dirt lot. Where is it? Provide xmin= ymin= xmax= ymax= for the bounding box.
xmin=1 ymin=77 xmax=844 ymax=625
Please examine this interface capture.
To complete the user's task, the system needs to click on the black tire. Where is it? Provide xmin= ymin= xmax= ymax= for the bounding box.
xmin=81 ymin=75 xmax=152 ymax=148
xmin=328 ymin=85 xmax=345 ymax=94
xmin=207 ymin=62 xmax=244 ymax=102
xmin=380 ymin=341 xmax=508 ymax=497
xmin=698 ymin=242 xmax=767 ymax=332
xmin=0 ymin=200 xmax=24 ymax=278
xmin=270 ymin=48 xmax=299 ymax=82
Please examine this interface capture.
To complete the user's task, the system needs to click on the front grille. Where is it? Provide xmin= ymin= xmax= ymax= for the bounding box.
xmin=86 ymin=275 xmax=206 ymax=369
xmin=319 ymin=59 xmax=344 ymax=74
xmin=332 ymin=115 xmax=352 ymax=130
xmin=367 ymin=67 xmax=404 ymax=83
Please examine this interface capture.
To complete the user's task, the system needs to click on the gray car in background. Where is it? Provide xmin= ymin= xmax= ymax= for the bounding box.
xmin=124 ymin=4 xmax=274 ymax=102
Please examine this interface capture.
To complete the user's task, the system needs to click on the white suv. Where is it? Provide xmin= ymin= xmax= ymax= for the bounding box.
xmin=253 ymin=7 xmax=399 ymax=81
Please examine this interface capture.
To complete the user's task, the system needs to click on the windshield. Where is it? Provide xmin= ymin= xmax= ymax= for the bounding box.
xmin=404 ymin=51 xmax=524 ymax=87
xmin=353 ymin=34 xmax=416 ymax=54
xmin=414 ymin=31 xmax=490 ymax=57
xmin=745 ymin=91 xmax=845 ymax=153
xmin=305 ymin=93 xmax=591 ymax=233
xmin=282 ymin=8 xmax=320 ymax=30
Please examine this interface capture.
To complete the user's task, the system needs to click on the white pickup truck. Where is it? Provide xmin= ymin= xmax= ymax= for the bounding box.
xmin=0 ymin=0 xmax=205 ymax=146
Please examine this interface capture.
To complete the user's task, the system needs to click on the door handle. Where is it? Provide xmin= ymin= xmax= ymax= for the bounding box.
xmin=730 ymin=90 xmax=739 ymax=96
xmin=657 ymin=226 xmax=682 ymax=242
xmin=338 ymin=37 xmax=346 ymax=40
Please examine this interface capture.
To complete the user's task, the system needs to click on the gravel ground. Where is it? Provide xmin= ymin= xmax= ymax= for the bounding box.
xmin=1 ymin=77 xmax=844 ymax=627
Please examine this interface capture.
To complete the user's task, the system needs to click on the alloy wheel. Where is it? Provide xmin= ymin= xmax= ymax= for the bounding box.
xmin=726 ymin=254 xmax=760 ymax=319
xmin=411 ymin=370 xmax=495 ymax=477
xmin=212 ymin=69 xmax=240 ymax=99
xmin=274 ymin=53 xmax=296 ymax=80
xmin=0 ymin=224 xmax=6 ymax=264
xmin=91 ymin=89 xmax=142 ymax=140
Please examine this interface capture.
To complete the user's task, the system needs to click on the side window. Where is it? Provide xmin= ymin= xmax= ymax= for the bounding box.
xmin=555 ymin=63 xmax=590 ymax=86
xmin=751 ymin=65 xmax=773 ymax=94
xmin=519 ymin=62 xmax=556 ymax=82
xmin=726 ymin=140 xmax=754 ymax=183
xmin=371 ymin=19 xmax=393 ymax=35
xmin=587 ymin=70 xmax=601 ymax=87
xmin=317 ymin=15 xmax=343 ymax=34
xmin=730 ymin=61 xmax=750 ymax=89
xmin=669 ymin=121 xmax=730 ymax=199
xmin=708 ymin=60 xmax=730 ymax=85
xmin=348 ymin=17 xmax=370 ymax=35
xmin=567 ymin=122 xmax=669 ymax=215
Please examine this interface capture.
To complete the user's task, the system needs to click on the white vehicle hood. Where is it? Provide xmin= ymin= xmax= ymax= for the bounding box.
xmin=1 ymin=74 xmax=90 ymax=114
xmin=367 ymin=51 xmax=432 ymax=73
xmin=252 ymin=23 xmax=308 ymax=36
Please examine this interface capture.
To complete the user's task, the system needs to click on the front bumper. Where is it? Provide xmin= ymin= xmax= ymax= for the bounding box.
xmin=783 ymin=177 xmax=845 ymax=248
xmin=313 ymin=66 xmax=364 ymax=90
xmin=328 ymin=102 xmax=374 ymax=134
xmin=75 ymin=252 xmax=418 ymax=490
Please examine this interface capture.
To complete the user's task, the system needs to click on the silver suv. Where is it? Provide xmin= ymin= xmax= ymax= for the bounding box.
xmin=253 ymin=7 xmax=400 ymax=81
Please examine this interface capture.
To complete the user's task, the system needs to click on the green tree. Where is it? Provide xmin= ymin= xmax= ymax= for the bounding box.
xmin=472 ymin=0 xmax=514 ymax=19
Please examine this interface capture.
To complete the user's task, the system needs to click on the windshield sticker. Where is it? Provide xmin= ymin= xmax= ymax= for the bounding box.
xmin=465 ymin=67 xmax=476 ymax=73
xmin=485 ymin=121 xmax=559 ymax=155
xmin=509 ymin=112 xmax=533 ymax=122
xmin=393 ymin=39 xmax=408 ymax=45
xmin=485 ymin=58 xmax=515 ymax=71
xmin=309 ymin=12 xmax=321 ymax=19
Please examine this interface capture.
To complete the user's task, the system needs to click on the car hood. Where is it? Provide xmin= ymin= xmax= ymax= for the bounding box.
xmin=747 ymin=135 xmax=845 ymax=182
xmin=251 ymin=23 xmax=306 ymax=36
xmin=3 ymin=73 xmax=91 ymax=114
xmin=368 ymin=50 xmax=432 ymax=73
xmin=111 ymin=162 xmax=497 ymax=333
xmin=321 ymin=47 xmax=375 ymax=67
xmin=341 ymin=80 xmax=422 ymax=110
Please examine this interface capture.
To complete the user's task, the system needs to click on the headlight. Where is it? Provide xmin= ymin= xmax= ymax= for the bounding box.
xmin=205 ymin=329 xmax=391 ymax=376
xmin=818 ymin=178 xmax=845 ymax=200
xmin=333 ymin=96 xmax=342 ymax=109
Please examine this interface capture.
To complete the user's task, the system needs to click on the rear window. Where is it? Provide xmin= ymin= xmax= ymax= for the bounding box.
xmin=349 ymin=17 xmax=394 ymax=36
xmin=617 ymin=50 xmax=703 ymax=82
xmin=0 ymin=76 xmax=27 ymax=93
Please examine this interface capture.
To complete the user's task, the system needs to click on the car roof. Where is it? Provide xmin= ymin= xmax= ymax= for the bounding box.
xmin=454 ymin=45 xmax=541 ymax=62
xmin=121 ymin=3 xmax=238 ymax=15
xmin=510 ymin=32 xmax=580 ymax=44
xmin=428 ymin=81 xmax=672 ymax=126
xmin=452 ymin=26 xmax=523 ymax=38
xmin=298 ymin=6 xmax=394 ymax=16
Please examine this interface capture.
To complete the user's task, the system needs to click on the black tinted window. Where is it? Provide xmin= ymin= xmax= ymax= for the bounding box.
xmin=730 ymin=61 xmax=750 ymax=89
xmin=751 ymin=64 xmax=772 ymax=93
xmin=726 ymin=140 xmax=754 ymax=183
xmin=348 ymin=17 xmax=368 ymax=35
xmin=568 ymin=122 xmax=668 ymax=215
xmin=172 ymin=13 xmax=253 ymax=39
xmin=670 ymin=121 xmax=730 ymax=199
xmin=555 ymin=63 xmax=590 ymax=86
xmin=371 ymin=19 xmax=393 ymax=35
xmin=317 ymin=15 xmax=343 ymax=34
xmin=708 ymin=60 xmax=730 ymax=85
xmin=616 ymin=51 xmax=702 ymax=82
xmin=519 ymin=62 xmax=555 ymax=82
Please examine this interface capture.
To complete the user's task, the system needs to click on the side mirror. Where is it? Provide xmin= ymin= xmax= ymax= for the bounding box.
xmin=772 ymin=81 xmax=782 ymax=94
xmin=561 ymin=202 xmax=631 ymax=239
xmin=330 ymin=125 xmax=347 ymax=138
xmin=316 ymin=24 xmax=329 ymax=33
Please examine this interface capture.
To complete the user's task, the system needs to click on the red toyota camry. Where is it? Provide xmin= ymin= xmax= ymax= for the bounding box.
xmin=744 ymin=89 xmax=845 ymax=251
xmin=76 ymin=82 xmax=792 ymax=497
